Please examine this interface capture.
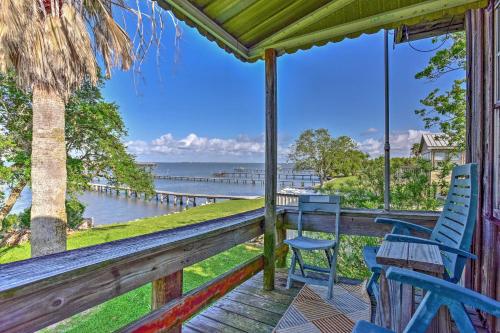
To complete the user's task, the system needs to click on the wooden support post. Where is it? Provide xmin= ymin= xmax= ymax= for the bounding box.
xmin=383 ymin=29 xmax=391 ymax=211
xmin=152 ymin=270 xmax=183 ymax=333
xmin=276 ymin=214 xmax=288 ymax=268
xmin=264 ymin=48 xmax=277 ymax=291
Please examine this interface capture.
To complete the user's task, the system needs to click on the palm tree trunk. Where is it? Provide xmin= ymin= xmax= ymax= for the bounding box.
xmin=0 ymin=178 xmax=27 ymax=224
xmin=30 ymin=86 xmax=67 ymax=257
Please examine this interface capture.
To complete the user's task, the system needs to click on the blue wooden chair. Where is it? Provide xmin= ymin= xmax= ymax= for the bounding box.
xmin=285 ymin=195 xmax=341 ymax=299
xmin=364 ymin=163 xmax=478 ymax=296
xmin=352 ymin=267 xmax=500 ymax=333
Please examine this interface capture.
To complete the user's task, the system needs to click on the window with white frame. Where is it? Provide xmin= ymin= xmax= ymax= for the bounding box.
xmin=434 ymin=151 xmax=446 ymax=161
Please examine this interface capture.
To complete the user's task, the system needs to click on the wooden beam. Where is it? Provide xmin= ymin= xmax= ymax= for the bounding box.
xmin=264 ymin=48 xmax=277 ymax=291
xmin=275 ymin=213 xmax=288 ymax=268
xmin=0 ymin=210 xmax=266 ymax=333
xmin=394 ymin=15 xmax=465 ymax=44
xmin=123 ymin=256 xmax=264 ymax=333
xmin=250 ymin=0 xmax=355 ymax=51
xmin=283 ymin=208 xmax=439 ymax=238
xmin=249 ymin=0 xmax=483 ymax=58
xmin=158 ymin=0 xmax=249 ymax=59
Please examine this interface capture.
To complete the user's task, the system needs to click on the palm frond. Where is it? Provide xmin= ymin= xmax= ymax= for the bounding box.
xmin=0 ymin=0 xmax=168 ymax=99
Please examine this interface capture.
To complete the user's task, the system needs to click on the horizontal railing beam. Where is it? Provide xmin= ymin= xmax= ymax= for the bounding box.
xmin=0 ymin=209 xmax=268 ymax=333
xmin=283 ymin=208 xmax=440 ymax=237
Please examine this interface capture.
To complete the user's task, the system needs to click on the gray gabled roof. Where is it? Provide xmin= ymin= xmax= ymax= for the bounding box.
xmin=421 ymin=133 xmax=455 ymax=150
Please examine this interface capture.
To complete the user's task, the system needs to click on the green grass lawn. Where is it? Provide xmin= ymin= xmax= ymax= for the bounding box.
xmin=324 ymin=176 xmax=358 ymax=187
xmin=0 ymin=199 xmax=265 ymax=332
xmin=0 ymin=198 xmax=264 ymax=264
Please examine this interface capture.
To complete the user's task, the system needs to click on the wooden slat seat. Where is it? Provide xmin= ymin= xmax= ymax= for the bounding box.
xmin=284 ymin=236 xmax=336 ymax=250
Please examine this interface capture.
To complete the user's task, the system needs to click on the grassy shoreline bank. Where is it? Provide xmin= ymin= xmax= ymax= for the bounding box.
xmin=1 ymin=199 xmax=265 ymax=332
xmin=0 ymin=198 xmax=264 ymax=264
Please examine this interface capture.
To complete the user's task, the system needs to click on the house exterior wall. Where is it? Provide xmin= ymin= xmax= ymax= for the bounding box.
xmin=466 ymin=3 xmax=500 ymax=331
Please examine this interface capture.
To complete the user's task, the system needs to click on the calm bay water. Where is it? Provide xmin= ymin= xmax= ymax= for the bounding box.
xmin=12 ymin=163 xmax=297 ymax=226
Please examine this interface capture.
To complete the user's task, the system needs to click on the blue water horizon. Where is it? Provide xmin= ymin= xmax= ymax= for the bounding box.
xmin=13 ymin=162 xmax=301 ymax=226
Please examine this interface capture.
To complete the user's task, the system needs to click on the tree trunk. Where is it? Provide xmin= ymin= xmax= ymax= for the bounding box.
xmin=0 ymin=178 xmax=27 ymax=224
xmin=30 ymin=86 xmax=67 ymax=257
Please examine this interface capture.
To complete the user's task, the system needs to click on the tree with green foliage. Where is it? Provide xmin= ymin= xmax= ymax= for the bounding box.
xmin=288 ymin=129 xmax=367 ymax=185
xmin=321 ymin=157 xmax=439 ymax=211
xmin=415 ymin=32 xmax=466 ymax=152
xmin=411 ymin=142 xmax=421 ymax=157
xmin=0 ymin=72 xmax=154 ymax=230
xmin=0 ymin=0 xmax=169 ymax=256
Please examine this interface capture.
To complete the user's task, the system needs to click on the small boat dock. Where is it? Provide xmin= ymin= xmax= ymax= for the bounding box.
xmin=89 ymin=183 xmax=260 ymax=206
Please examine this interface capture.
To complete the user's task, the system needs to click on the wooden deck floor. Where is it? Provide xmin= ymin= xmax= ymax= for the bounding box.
xmin=183 ymin=270 xmax=300 ymax=333
xmin=183 ymin=269 xmax=488 ymax=333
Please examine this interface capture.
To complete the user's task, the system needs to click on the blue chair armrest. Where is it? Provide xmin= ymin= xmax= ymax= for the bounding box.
xmin=384 ymin=234 xmax=477 ymax=260
xmin=386 ymin=267 xmax=500 ymax=317
xmin=375 ymin=217 xmax=433 ymax=235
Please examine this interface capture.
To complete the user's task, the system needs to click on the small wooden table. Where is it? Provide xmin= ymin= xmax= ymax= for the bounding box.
xmin=375 ymin=241 xmax=450 ymax=333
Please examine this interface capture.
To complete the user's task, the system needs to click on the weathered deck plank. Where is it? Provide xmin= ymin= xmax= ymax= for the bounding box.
xmin=184 ymin=270 xmax=301 ymax=332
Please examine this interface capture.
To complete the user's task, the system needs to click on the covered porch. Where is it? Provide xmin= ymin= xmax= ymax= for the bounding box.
xmin=0 ymin=0 xmax=498 ymax=332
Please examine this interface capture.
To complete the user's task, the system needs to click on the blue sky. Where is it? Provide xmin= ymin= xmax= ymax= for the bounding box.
xmin=102 ymin=16 xmax=463 ymax=162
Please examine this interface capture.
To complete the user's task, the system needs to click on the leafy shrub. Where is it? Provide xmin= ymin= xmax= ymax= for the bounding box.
xmin=2 ymin=214 xmax=18 ymax=231
xmin=295 ymin=231 xmax=381 ymax=280
xmin=66 ymin=197 xmax=86 ymax=229
xmin=18 ymin=207 xmax=31 ymax=229
xmin=13 ymin=197 xmax=86 ymax=230
xmin=321 ymin=157 xmax=443 ymax=211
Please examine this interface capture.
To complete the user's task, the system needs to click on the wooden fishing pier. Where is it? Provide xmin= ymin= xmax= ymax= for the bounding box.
xmin=89 ymin=183 xmax=260 ymax=207
xmin=233 ymin=167 xmax=315 ymax=175
xmin=153 ymin=175 xmax=320 ymax=188
xmin=214 ymin=171 xmax=320 ymax=181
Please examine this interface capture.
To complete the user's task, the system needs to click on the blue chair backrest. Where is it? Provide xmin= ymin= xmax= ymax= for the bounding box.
xmin=297 ymin=195 xmax=341 ymax=240
xmin=430 ymin=163 xmax=478 ymax=282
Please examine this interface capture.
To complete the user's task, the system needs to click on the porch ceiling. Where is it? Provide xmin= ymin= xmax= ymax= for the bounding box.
xmin=157 ymin=0 xmax=487 ymax=62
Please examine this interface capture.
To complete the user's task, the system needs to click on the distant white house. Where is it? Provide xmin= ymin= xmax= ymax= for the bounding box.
xmin=418 ymin=133 xmax=465 ymax=168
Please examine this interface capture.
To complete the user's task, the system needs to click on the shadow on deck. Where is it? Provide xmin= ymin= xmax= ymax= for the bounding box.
xmin=184 ymin=270 xmax=371 ymax=333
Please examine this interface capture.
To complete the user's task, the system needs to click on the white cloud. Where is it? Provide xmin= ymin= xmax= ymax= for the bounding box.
xmin=127 ymin=133 xmax=289 ymax=162
xmin=361 ymin=127 xmax=379 ymax=136
xmin=358 ymin=129 xmax=429 ymax=157
xmin=128 ymin=130 xmax=429 ymax=161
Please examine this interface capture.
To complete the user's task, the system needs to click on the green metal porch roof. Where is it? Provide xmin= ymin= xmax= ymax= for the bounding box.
xmin=157 ymin=0 xmax=487 ymax=62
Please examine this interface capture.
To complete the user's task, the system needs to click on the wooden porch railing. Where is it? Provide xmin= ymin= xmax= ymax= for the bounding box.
xmin=277 ymin=193 xmax=299 ymax=206
xmin=0 ymin=207 xmax=439 ymax=333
